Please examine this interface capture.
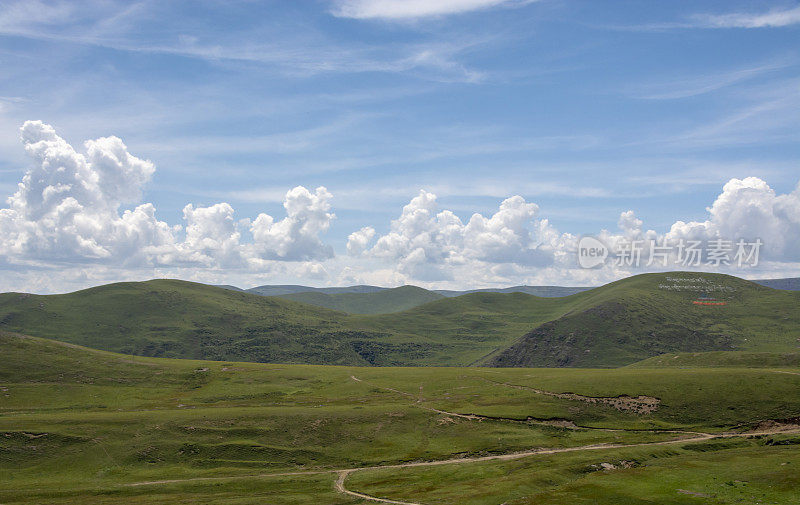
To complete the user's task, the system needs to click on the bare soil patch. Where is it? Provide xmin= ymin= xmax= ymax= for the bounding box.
xmin=480 ymin=377 xmax=660 ymax=414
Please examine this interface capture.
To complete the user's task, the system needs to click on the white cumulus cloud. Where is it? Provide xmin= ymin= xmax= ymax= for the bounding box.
xmin=0 ymin=120 xmax=172 ymax=263
xmin=361 ymin=190 xmax=556 ymax=280
xmin=346 ymin=226 xmax=376 ymax=255
xmin=350 ymin=177 xmax=800 ymax=287
xmin=249 ymin=186 xmax=335 ymax=262
xmin=180 ymin=203 xmax=244 ymax=267
xmin=666 ymin=176 xmax=800 ymax=261
xmin=0 ymin=121 xmax=336 ymax=271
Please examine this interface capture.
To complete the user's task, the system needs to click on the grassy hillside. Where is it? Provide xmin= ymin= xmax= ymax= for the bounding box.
xmin=1 ymin=332 xmax=799 ymax=504
xmin=487 ymin=272 xmax=800 ymax=368
xmin=627 ymin=351 xmax=800 ymax=368
xmin=0 ymin=278 xmax=598 ymax=367
xmin=278 ymin=285 xmax=445 ymax=314
xmin=0 ymin=280 xmax=370 ymax=365
xmin=348 ymin=439 xmax=800 ymax=505
xmin=1 ymin=272 xmax=798 ymax=368
xmin=0 ymin=279 xmax=574 ymax=366
xmin=214 ymin=284 xmax=243 ymax=291
xmin=0 ymin=279 xmax=573 ymax=366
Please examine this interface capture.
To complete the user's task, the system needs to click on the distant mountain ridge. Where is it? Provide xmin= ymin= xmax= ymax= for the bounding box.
xmin=278 ymin=285 xmax=444 ymax=314
xmin=226 ymin=277 xmax=800 ymax=298
xmin=231 ymin=283 xmax=594 ymax=298
xmin=245 ymin=284 xmax=386 ymax=296
xmin=752 ymin=277 xmax=800 ymax=291
xmin=214 ymin=283 xmax=593 ymax=314
xmin=434 ymin=285 xmax=590 ymax=297
xmin=217 ymin=278 xmax=800 ymax=315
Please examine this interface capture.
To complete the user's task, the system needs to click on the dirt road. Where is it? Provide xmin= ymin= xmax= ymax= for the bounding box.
xmin=124 ymin=375 xmax=800 ymax=504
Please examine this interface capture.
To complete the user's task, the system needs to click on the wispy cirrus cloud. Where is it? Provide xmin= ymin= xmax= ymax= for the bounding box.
xmin=631 ymin=60 xmax=794 ymax=100
xmin=603 ymin=4 xmax=800 ymax=32
xmin=0 ymin=0 xmax=77 ymax=30
xmin=0 ymin=31 xmax=483 ymax=83
xmin=0 ymin=0 xmax=489 ymax=83
xmin=692 ymin=5 xmax=800 ymax=29
xmin=665 ymin=77 xmax=800 ymax=148
xmin=329 ymin=0 xmax=536 ymax=20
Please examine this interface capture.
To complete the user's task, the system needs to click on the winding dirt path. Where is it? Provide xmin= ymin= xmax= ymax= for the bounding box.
xmin=334 ymin=426 xmax=800 ymax=504
xmin=124 ymin=375 xmax=800 ymax=504
xmin=336 ymin=470 xmax=421 ymax=505
xmin=124 ymin=424 xmax=800 ymax=504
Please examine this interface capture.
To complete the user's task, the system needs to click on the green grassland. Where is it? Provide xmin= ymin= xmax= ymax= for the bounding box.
xmin=628 ymin=351 xmax=800 ymax=368
xmin=276 ymin=285 xmax=445 ymax=314
xmin=347 ymin=437 xmax=800 ymax=505
xmin=1 ymin=272 xmax=798 ymax=368
xmin=2 ymin=332 xmax=800 ymax=504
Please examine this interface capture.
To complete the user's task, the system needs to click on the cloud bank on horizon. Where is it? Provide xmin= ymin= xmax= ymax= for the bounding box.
xmin=0 ymin=121 xmax=797 ymax=293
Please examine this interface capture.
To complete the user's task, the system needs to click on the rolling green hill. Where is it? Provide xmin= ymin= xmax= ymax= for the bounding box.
xmin=1 ymin=272 xmax=798 ymax=368
xmin=0 ymin=280 xmax=367 ymax=365
xmin=0 ymin=279 xmax=584 ymax=367
xmin=277 ymin=285 xmax=445 ymax=314
xmin=487 ymin=272 xmax=800 ymax=368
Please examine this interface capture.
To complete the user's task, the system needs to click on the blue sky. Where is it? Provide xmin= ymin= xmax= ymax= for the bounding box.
xmin=0 ymin=0 xmax=798 ymax=292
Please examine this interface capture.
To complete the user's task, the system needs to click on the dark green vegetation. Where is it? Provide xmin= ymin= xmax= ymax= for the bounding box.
xmin=277 ymin=285 xmax=445 ymax=314
xmin=1 ymin=272 xmax=798 ymax=367
xmin=2 ymin=331 xmax=799 ymax=504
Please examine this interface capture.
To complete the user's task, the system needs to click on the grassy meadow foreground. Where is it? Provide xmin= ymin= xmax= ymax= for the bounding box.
xmin=2 ymin=332 xmax=800 ymax=504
